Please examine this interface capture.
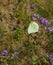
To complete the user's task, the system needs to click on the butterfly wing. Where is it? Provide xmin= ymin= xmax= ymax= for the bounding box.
xmin=28 ymin=21 xmax=39 ymax=34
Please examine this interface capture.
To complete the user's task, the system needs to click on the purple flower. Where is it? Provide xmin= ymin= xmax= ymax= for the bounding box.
xmin=1 ymin=50 xmax=8 ymax=55
xmin=47 ymin=54 xmax=53 ymax=61
xmin=30 ymin=4 xmax=35 ymax=8
xmin=41 ymin=18 xmax=48 ymax=25
xmin=32 ymin=17 xmax=37 ymax=21
xmin=12 ymin=52 xmax=18 ymax=59
xmin=48 ymin=27 xmax=53 ymax=32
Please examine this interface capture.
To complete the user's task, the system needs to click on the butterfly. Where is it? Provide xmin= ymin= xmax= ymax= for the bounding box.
xmin=28 ymin=21 xmax=39 ymax=34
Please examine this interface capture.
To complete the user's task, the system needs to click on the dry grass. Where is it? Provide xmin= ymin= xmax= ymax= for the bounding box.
xmin=0 ymin=0 xmax=53 ymax=65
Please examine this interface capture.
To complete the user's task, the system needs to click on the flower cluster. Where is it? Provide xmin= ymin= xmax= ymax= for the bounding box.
xmin=0 ymin=49 xmax=8 ymax=56
xmin=0 ymin=49 xmax=18 ymax=59
xmin=41 ymin=18 xmax=48 ymax=25
xmin=30 ymin=4 xmax=53 ymax=33
xmin=12 ymin=52 xmax=18 ymax=59
xmin=47 ymin=54 xmax=53 ymax=61
xmin=32 ymin=14 xmax=39 ymax=21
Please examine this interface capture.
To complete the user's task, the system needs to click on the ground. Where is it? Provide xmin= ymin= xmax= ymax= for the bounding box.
xmin=0 ymin=0 xmax=53 ymax=65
